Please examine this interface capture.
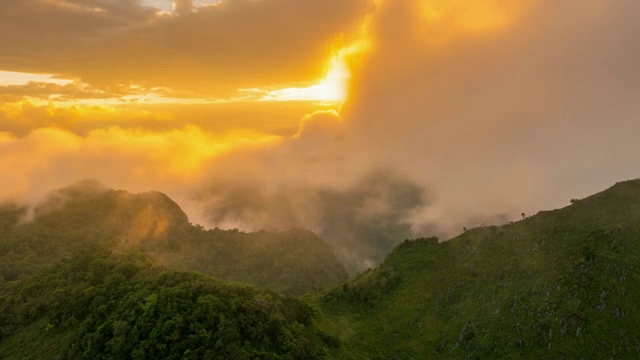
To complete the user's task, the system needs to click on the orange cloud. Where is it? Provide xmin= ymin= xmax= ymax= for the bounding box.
xmin=418 ymin=0 xmax=532 ymax=37
xmin=0 ymin=0 xmax=372 ymax=97
xmin=0 ymin=125 xmax=279 ymax=204
xmin=0 ymin=95 xmax=339 ymax=138
xmin=1 ymin=0 xmax=639 ymax=273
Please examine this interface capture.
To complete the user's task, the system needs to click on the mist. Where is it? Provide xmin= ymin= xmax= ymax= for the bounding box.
xmin=194 ymin=170 xmax=433 ymax=273
xmin=341 ymin=0 xmax=640 ymax=215
xmin=181 ymin=0 xmax=640 ymax=271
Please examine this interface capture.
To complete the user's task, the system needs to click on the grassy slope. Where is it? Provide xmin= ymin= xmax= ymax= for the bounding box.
xmin=317 ymin=180 xmax=640 ymax=359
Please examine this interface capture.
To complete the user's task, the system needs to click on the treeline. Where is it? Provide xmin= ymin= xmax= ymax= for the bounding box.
xmin=0 ymin=182 xmax=347 ymax=294
xmin=314 ymin=181 xmax=640 ymax=359
xmin=0 ymin=246 xmax=338 ymax=359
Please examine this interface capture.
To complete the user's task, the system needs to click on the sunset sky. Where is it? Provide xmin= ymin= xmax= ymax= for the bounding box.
xmin=2 ymin=0 xmax=640 ymax=267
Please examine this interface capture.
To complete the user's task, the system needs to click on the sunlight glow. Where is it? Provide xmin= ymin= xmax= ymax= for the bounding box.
xmin=0 ymin=71 xmax=74 ymax=86
xmin=262 ymin=58 xmax=349 ymax=103
xmin=141 ymin=0 xmax=222 ymax=12
xmin=260 ymin=40 xmax=369 ymax=103
xmin=417 ymin=0 xmax=531 ymax=45
xmin=421 ymin=1 xmax=512 ymax=32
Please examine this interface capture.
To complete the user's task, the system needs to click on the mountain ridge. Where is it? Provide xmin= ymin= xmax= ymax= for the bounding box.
xmin=3 ymin=179 xmax=640 ymax=359
xmin=0 ymin=180 xmax=348 ymax=295
xmin=315 ymin=178 xmax=640 ymax=359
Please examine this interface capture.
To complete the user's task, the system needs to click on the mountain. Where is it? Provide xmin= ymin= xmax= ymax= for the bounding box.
xmin=0 ymin=180 xmax=348 ymax=295
xmin=3 ymin=179 xmax=640 ymax=359
xmin=0 ymin=248 xmax=338 ymax=359
xmin=316 ymin=179 xmax=640 ymax=359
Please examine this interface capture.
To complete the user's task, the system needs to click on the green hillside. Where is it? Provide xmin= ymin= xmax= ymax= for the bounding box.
xmin=0 ymin=180 xmax=347 ymax=295
xmin=3 ymin=179 xmax=640 ymax=359
xmin=316 ymin=179 xmax=640 ymax=359
xmin=0 ymin=247 xmax=337 ymax=359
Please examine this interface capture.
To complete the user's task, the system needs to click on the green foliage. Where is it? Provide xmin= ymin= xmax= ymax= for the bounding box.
xmin=5 ymin=179 xmax=640 ymax=359
xmin=0 ymin=249 xmax=335 ymax=359
xmin=163 ymin=228 xmax=348 ymax=295
xmin=0 ymin=182 xmax=347 ymax=295
xmin=320 ymin=239 xmax=440 ymax=307
xmin=315 ymin=180 xmax=640 ymax=359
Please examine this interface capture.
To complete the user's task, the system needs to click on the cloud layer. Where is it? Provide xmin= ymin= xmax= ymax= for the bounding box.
xmin=1 ymin=0 xmax=640 ymax=272
xmin=342 ymin=0 xmax=640 ymax=221
xmin=189 ymin=0 xmax=640 ymax=270
xmin=0 ymin=0 xmax=371 ymax=96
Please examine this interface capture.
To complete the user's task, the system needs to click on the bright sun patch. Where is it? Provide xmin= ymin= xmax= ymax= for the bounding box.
xmin=261 ymin=57 xmax=350 ymax=103
xmin=258 ymin=40 xmax=369 ymax=103
xmin=0 ymin=70 xmax=74 ymax=86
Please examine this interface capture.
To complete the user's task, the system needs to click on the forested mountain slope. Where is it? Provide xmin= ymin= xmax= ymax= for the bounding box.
xmin=0 ymin=247 xmax=338 ymax=359
xmin=317 ymin=180 xmax=640 ymax=359
xmin=0 ymin=180 xmax=347 ymax=295
xmin=3 ymin=180 xmax=640 ymax=359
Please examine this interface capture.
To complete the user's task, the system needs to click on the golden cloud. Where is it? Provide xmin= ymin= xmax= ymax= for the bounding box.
xmin=0 ymin=0 xmax=372 ymax=97
xmin=0 ymin=125 xmax=279 ymax=203
xmin=1 ymin=0 xmax=639 ymax=256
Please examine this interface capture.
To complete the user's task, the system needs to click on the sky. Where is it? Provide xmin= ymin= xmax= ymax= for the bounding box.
xmin=1 ymin=0 xmax=639 ymax=271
